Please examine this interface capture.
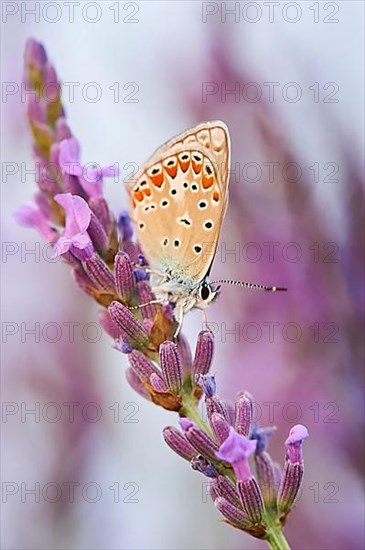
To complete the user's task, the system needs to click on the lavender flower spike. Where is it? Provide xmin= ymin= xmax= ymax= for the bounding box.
xmin=137 ymin=280 xmax=157 ymax=321
xmin=82 ymin=253 xmax=115 ymax=292
xmin=163 ymin=426 xmax=197 ymax=461
xmin=180 ymin=418 xmax=219 ymax=462
xmin=114 ymin=251 xmax=136 ymax=303
xmin=237 ymin=478 xmax=265 ymax=525
xmin=210 ymin=475 xmax=242 ymax=508
xmin=159 ymin=341 xmax=182 ymax=393
xmin=277 ymin=425 xmax=309 ymax=522
xmin=193 ymin=330 xmax=214 ymax=376
xmin=87 ymin=211 xmax=108 ymax=253
xmin=234 ymin=392 xmax=252 ymax=437
xmin=108 ymin=301 xmax=149 ymax=349
xmin=118 ymin=210 xmax=134 ymax=241
xmin=254 ymin=451 xmax=278 ymax=509
xmin=196 ymin=373 xmax=216 ymax=397
xmin=210 ymin=413 xmax=231 ymax=444
xmin=216 ymin=427 xmax=257 ymax=482
xmin=197 ymin=375 xmax=231 ymax=425
xmin=98 ymin=310 xmax=121 ymax=339
xmin=214 ymin=497 xmax=251 ymax=529
xmin=191 ymin=456 xmax=218 ymax=478
xmin=128 ymin=349 xmax=159 ymax=382
xmin=216 ymin=427 xmax=264 ymax=525
xmin=285 ymin=424 xmax=309 ymax=463
xmin=176 ymin=333 xmax=193 ymax=378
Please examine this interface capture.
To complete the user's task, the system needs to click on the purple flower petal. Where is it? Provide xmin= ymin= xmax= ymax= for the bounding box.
xmin=285 ymin=424 xmax=309 ymax=446
xmin=285 ymin=424 xmax=309 ymax=464
xmin=179 ymin=417 xmax=194 ymax=431
xmin=14 ymin=205 xmax=56 ymax=241
xmin=118 ymin=211 xmax=134 ymax=241
xmin=216 ymin=427 xmax=257 ymax=482
xmin=25 ymin=38 xmax=47 ymax=66
xmin=59 ymin=138 xmax=82 ymax=176
xmin=195 ymin=373 xmax=216 ymax=397
xmin=79 ymin=175 xmax=103 ymax=199
xmin=52 ymin=193 xmax=93 ymax=258
xmin=101 ymin=164 xmax=118 ymax=178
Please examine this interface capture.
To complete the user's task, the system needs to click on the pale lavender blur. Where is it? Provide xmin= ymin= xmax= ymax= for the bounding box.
xmin=1 ymin=2 xmax=364 ymax=549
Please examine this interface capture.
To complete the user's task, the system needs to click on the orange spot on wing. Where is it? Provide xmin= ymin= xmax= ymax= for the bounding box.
xmin=202 ymin=175 xmax=214 ymax=189
xmin=134 ymin=190 xmax=144 ymax=202
xmin=178 ymin=154 xmax=190 ymax=172
xmin=192 ymin=159 xmax=202 ymax=174
xmin=213 ymin=191 xmax=220 ymax=202
xmin=143 ymin=188 xmax=152 ymax=197
xmin=164 ymin=161 xmax=178 ymax=179
xmin=150 ymin=172 xmax=164 ymax=187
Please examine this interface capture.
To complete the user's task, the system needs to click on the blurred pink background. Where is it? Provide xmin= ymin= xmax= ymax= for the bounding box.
xmin=1 ymin=2 xmax=364 ymax=549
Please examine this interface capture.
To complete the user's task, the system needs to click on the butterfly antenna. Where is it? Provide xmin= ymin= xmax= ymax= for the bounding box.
xmin=212 ymin=280 xmax=287 ymax=292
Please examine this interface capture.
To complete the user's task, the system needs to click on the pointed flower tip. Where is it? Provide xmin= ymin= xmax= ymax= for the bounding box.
xmin=59 ymin=138 xmax=117 ymax=198
xmin=179 ymin=417 xmax=194 ymax=431
xmin=251 ymin=425 xmax=276 ymax=453
xmin=162 ymin=426 xmax=196 ymax=461
xmin=214 ymin=496 xmax=249 ymax=528
xmin=193 ymin=330 xmax=215 ymax=376
xmin=114 ymin=250 xmax=136 ymax=301
xmin=118 ymin=211 xmax=134 ymax=241
xmin=55 ymin=118 xmax=72 ymax=142
xmin=150 ymin=372 xmax=168 ymax=393
xmin=195 ymin=373 xmax=216 ymax=397
xmin=216 ymin=427 xmax=257 ymax=482
xmin=114 ymin=340 xmax=133 ymax=354
xmin=14 ymin=204 xmax=55 ymax=241
xmin=109 ymin=301 xmax=149 ymax=348
xmin=285 ymin=424 xmax=309 ymax=464
xmin=234 ymin=393 xmax=253 ymax=437
xmin=159 ymin=341 xmax=182 ymax=393
xmin=191 ymin=456 xmax=218 ymax=478
xmin=285 ymin=424 xmax=309 ymax=445
xmin=59 ymin=138 xmax=82 ymax=175
xmin=25 ymin=38 xmax=47 ymax=66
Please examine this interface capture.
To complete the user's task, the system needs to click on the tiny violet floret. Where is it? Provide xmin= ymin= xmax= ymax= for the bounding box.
xmin=285 ymin=424 xmax=309 ymax=463
xmin=59 ymin=138 xmax=117 ymax=198
xmin=250 ymin=426 xmax=276 ymax=454
xmin=14 ymin=205 xmax=56 ymax=242
xmin=195 ymin=373 xmax=216 ymax=397
xmin=52 ymin=193 xmax=93 ymax=259
xmin=59 ymin=138 xmax=83 ymax=176
xmin=179 ymin=417 xmax=195 ymax=431
xmin=216 ymin=427 xmax=257 ymax=482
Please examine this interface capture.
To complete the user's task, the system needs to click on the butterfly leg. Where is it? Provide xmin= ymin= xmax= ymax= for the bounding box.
xmin=201 ymin=309 xmax=211 ymax=331
xmin=173 ymin=304 xmax=184 ymax=340
xmin=131 ymin=263 xmax=165 ymax=279
xmin=128 ymin=299 xmax=164 ymax=312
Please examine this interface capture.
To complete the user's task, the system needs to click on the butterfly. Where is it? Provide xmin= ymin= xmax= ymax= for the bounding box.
xmin=128 ymin=121 xmax=286 ymax=335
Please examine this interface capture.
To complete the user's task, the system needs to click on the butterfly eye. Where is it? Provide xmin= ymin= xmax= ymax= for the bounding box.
xmin=200 ymin=284 xmax=210 ymax=301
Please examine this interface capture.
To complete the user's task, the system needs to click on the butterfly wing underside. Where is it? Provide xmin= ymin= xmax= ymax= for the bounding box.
xmin=128 ymin=121 xmax=230 ymax=283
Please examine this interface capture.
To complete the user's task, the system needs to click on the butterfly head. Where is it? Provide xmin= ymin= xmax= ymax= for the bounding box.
xmin=195 ymin=279 xmax=221 ymax=309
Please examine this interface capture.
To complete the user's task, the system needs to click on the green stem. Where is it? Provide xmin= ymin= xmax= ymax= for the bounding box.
xmin=180 ymin=393 xmax=211 ymax=433
xmin=264 ymin=516 xmax=291 ymax=550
